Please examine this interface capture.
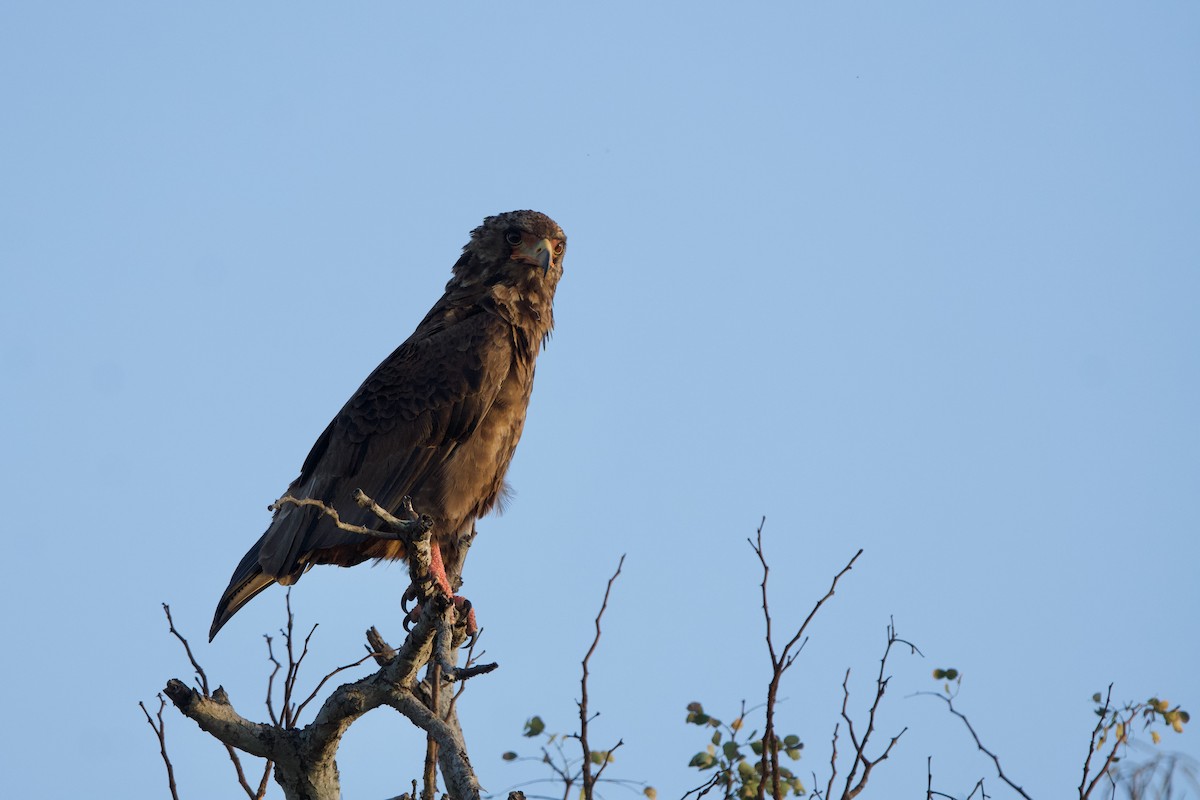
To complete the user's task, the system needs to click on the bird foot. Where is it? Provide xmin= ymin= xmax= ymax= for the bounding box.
xmin=401 ymin=591 xmax=478 ymax=642
xmin=400 ymin=541 xmax=477 ymax=642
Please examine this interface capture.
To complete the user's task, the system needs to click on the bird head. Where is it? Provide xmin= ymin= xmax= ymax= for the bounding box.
xmin=453 ymin=210 xmax=566 ymax=287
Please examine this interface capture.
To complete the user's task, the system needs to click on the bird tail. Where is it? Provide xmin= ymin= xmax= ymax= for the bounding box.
xmin=209 ymin=549 xmax=278 ymax=641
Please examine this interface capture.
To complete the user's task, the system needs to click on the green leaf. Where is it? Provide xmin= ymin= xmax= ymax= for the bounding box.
xmin=687 ymin=702 xmax=704 ymax=713
xmin=590 ymin=750 xmax=611 ymax=765
xmin=689 ymin=752 xmax=717 ymax=770
xmin=750 ymin=740 xmax=764 ymax=756
xmin=712 ymin=731 xmax=722 ymax=746
xmin=783 ymin=734 xmax=801 ymax=748
xmin=737 ymin=761 xmax=757 ymax=780
xmin=523 ymin=716 xmax=545 ymax=737
xmin=723 ymin=741 xmax=741 ymax=762
xmin=944 ymin=668 xmax=959 ymax=680
xmin=785 ymin=748 xmax=801 ymax=760
xmin=501 ymin=751 xmax=517 ymax=761
xmin=1092 ymin=693 xmax=1103 ymax=703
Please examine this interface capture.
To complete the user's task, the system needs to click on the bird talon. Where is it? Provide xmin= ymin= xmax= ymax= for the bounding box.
xmin=402 ymin=603 xmax=421 ymax=632
xmin=401 ymin=584 xmax=420 ymax=615
xmin=451 ymin=595 xmax=478 ymax=639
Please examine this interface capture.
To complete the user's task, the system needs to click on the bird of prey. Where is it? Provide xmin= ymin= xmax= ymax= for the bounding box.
xmin=209 ymin=210 xmax=566 ymax=640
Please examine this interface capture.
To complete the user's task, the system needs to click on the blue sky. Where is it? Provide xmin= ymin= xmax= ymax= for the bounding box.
xmin=1 ymin=2 xmax=1197 ymax=798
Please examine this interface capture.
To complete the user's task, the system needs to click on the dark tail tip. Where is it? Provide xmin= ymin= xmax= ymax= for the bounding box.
xmin=209 ymin=568 xmax=277 ymax=641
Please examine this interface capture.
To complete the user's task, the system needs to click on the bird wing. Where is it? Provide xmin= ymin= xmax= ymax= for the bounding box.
xmin=256 ymin=301 xmax=515 ymax=578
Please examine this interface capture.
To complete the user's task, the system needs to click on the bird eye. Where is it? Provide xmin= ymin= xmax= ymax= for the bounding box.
xmin=505 ymin=231 xmax=522 ymax=246
xmin=553 ymin=242 xmax=565 ymax=256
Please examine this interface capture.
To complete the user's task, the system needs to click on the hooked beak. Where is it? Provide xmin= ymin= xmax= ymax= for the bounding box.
xmin=512 ymin=237 xmax=556 ymax=275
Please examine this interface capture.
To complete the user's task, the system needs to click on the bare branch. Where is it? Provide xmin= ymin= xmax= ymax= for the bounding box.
xmin=269 ymin=492 xmax=431 ymax=542
xmin=839 ymin=621 xmax=909 ymax=800
xmin=579 ymin=554 xmax=626 ymax=800
xmin=163 ymin=603 xmax=210 ymax=694
xmin=294 ymin=651 xmax=378 ymax=720
xmin=163 ymin=679 xmax=276 ymax=758
xmin=164 ymin=493 xmax=488 ymax=800
xmin=825 ymin=722 xmax=839 ymax=800
xmin=161 ymin=603 xmax=266 ymax=797
xmin=592 ymin=739 xmax=625 ymax=784
xmin=140 ymin=694 xmax=181 ymax=800
xmin=681 ymin=772 xmax=723 ymax=800
xmin=1079 ymin=684 xmax=1116 ymax=799
xmin=918 ymin=691 xmax=1032 ymax=800
xmin=751 ymin=517 xmax=863 ymax=800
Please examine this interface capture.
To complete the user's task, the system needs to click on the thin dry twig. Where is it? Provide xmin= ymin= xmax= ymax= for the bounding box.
xmin=164 ymin=603 xmax=210 ymax=693
xmin=295 ymin=651 xmax=379 ymax=720
xmin=825 ymin=722 xmax=839 ymax=800
xmin=837 ymin=620 xmax=912 ymax=800
xmin=680 ymin=772 xmax=724 ymax=800
xmin=579 ymin=554 xmax=626 ymax=800
xmin=751 ymin=517 xmax=863 ymax=800
xmin=592 ymin=738 xmax=625 ymax=785
xmin=140 ymin=694 xmax=181 ymax=800
xmin=161 ymin=604 xmax=270 ymax=798
xmin=917 ymin=690 xmax=1033 ymax=800
xmin=264 ymin=634 xmax=283 ymax=726
xmin=1079 ymin=684 xmax=1116 ymax=799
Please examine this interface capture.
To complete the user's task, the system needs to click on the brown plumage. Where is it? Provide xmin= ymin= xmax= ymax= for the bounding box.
xmin=210 ymin=210 xmax=565 ymax=640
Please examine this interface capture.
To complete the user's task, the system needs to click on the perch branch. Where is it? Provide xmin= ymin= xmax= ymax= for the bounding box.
xmin=165 ymin=492 xmax=487 ymax=800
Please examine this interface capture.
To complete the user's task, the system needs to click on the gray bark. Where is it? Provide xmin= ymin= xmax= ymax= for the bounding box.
xmin=165 ymin=515 xmax=488 ymax=800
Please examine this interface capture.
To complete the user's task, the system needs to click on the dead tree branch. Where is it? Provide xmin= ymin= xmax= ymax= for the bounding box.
xmin=916 ymin=690 xmax=1033 ymax=800
xmin=579 ymin=554 xmax=626 ymax=800
xmin=164 ymin=492 xmax=488 ymax=800
xmin=835 ymin=621 xmax=912 ymax=800
xmin=751 ymin=517 xmax=864 ymax=800
xmin=139 ymin=694 xmax=181 ymax=800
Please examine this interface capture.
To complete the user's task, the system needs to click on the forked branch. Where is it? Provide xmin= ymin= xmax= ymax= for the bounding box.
xmin=163 ymin=492 xmax=487 ymax=800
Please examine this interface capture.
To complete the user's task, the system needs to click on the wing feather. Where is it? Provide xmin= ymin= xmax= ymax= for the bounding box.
xmin=255 ymin=304 xmax=514 ymax=577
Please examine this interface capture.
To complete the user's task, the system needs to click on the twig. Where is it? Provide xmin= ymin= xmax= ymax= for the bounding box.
xmin=750 ymin=517 xmax=862 ymax=800
xmin=1078 ymin=684 xmax=1115 ymax=799
xmin=164 ymin=603 xmax=210 ymax=693
xmin=140 ymin=694 xmax=181 ymax=800
xmin=917 ymin=691 xmax=1032 ymax=800
xmin=680 ymin=772 xmax=723 ymax=800
xmin=423 ymin=660 xmax=442 ymax=800
xmin=161 ymin=603 xmax=267 ymax=798
xmin=295 ymin=651 xmax=379 ymax=720
xmin=825 ymin=722 xmax=839 ymax=800
xmin=579 ymin=554 xmax=625 ymax=800
xmin=264 ymin=634 xmax=282 ymax=726
xmin=838 ymin=620 xmax=911 ymax=800
xmin=592 ymin=739 xmax=625 ymax=784
xmin=270 ymin=492 xmax=430 ymax=541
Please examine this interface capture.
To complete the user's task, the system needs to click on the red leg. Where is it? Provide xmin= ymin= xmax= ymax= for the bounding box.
xmin=428 ymin=541 xmax=454 ymax=597
xmin=414 ymin=542 xmax=477 ymax=635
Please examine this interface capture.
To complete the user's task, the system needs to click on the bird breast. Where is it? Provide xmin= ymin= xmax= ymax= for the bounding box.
xmin=432 ymin=360 xmax=534 ymax=531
